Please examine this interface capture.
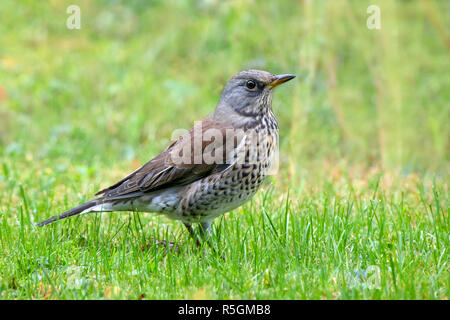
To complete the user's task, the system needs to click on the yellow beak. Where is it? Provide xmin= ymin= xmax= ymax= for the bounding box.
xmin=267 ymin=74 xmax=296 ymax=88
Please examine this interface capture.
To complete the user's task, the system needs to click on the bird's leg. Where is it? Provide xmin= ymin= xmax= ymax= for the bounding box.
xmin=199 ymin=220 xmax=223 ymax=258
xmin=144 ymin=236 xmax=180 ymax=251
xmin=199 ymin=221 xmax=212 ymax=242
xmin=144 ymin=223 xmax=197 ymax=252
xmin=184 ymin=221 xmax=213 ymax=248
xmin=184 ymin=222 xmax=201 ymax=247
xmin=185 ymin=221 xmax=222 ymax=258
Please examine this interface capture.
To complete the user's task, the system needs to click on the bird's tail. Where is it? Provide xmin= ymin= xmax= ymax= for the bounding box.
xmin=36 ymin=199 xmax=100 ymax=227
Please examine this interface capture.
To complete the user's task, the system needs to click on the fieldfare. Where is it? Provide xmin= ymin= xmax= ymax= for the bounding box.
xmin=37 ymin=70 xmax=295 ymax=246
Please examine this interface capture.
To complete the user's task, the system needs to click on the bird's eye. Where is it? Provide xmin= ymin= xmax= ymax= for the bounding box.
xmin=245 ymin=80 xmax=256 ymax=90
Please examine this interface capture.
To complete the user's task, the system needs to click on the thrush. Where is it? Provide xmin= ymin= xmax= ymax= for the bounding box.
xmin=37 ymin=70 xmax=295 ymax=247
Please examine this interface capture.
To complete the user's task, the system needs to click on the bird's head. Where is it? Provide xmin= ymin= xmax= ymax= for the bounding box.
xmin=215 ymin=69 xmax=295 ymax=118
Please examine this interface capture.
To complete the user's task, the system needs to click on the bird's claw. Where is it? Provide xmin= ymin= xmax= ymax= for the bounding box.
xmin=142 ymin=238 xmax=180 ymax=252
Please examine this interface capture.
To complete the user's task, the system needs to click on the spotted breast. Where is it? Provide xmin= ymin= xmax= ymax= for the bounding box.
xmin=178 ymin=110 xmax=279 ymax=223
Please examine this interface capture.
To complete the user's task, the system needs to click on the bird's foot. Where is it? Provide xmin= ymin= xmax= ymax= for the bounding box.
xmin=142 ymin=238 xmax=180 ymax=252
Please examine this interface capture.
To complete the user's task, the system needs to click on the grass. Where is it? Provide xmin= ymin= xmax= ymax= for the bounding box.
xmin=1 ymin=172 xmax=447 ymax=299
xmin=0 ymin=0 xmax=448 ymax=299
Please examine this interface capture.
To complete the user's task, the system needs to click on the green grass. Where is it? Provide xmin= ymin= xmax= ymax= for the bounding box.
xmin=0 ymin=0 xmax=448 ymax=299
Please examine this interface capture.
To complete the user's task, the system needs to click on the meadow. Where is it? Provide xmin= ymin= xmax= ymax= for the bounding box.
xmin=0 ymin=0 xmax=448 ymax=299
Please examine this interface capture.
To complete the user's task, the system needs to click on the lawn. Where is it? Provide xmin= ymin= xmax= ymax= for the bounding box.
xmin=0 ymin=0 xmax=448 ymax=299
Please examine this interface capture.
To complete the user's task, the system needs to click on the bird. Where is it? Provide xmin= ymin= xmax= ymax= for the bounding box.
xmin=37 ymin=70 xmax=295 ymax=248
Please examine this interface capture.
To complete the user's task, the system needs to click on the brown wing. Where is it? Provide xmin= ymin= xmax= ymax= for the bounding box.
xmin=95 ymin=118 xmax=241 ymax=200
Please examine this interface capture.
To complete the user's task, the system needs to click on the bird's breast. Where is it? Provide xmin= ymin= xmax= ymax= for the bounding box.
xmin=177 ymin=115 xmax=279 ymax=223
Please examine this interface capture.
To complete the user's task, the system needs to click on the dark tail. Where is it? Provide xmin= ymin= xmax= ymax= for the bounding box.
xmin=36 ymin=199 xmax=99 ymax=227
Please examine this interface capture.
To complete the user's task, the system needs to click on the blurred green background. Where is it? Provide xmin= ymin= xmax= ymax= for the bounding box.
xmin=0 ymin=0 xmax=448 ymax=300
xmin=1 ymin=0 xmax=448 ymax=188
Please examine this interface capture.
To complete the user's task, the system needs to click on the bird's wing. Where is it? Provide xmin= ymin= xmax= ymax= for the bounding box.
xmin=95 ymin=119 xmax=244 ymax=200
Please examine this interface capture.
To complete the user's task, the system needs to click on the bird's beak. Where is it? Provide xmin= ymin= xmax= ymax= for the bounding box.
xmin=267 ymin=74 xmax=296 ymax=88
